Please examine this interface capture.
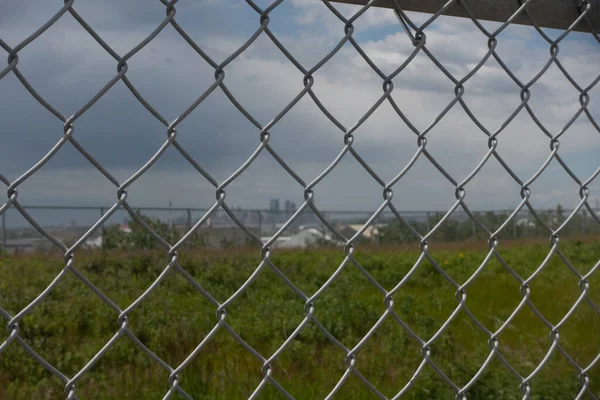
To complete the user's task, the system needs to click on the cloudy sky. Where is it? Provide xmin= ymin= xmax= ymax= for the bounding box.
xmin=1 ymin=0 xmax=599 ymax=222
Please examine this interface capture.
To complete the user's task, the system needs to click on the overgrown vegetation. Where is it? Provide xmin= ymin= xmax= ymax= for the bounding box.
xmin=379 ymin=204 xmax=598 ymax=245
xmin=97 ymin=203 xmax=598 ymax=252
xmin=0 ymin=241 xmax=599 ymax=399
xmin=103 ymin=211 xmax=206 ymax=250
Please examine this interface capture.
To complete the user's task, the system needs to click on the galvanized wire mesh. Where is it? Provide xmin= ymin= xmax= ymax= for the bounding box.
xmin=1 ymin=0 xmax=599 ymax=399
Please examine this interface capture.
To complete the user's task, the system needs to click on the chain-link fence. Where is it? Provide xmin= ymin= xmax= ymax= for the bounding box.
xmin=1 ymin=0 xmax=600 ymax=399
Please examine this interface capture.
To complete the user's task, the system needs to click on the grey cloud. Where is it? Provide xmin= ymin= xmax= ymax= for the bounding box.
xmin=1 ymin=0 xmax=599 ymax=213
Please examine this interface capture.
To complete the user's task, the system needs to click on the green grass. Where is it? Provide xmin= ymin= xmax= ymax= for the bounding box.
xmin=0 ymin=240 xmax=599 ymax=399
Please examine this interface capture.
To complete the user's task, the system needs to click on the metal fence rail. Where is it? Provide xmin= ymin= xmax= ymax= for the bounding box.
xmin=1 ymin=0 xmax=599 ymax=399
xmin=332 ymin=0 xmax=600 ymax=32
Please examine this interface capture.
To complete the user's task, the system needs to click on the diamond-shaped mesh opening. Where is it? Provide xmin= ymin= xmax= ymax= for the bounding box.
xmin=1 ymin=16 xmax=118 ymax=111
xmin=352 ymin=315 xmax=425 ymax=398
xmin=494 ymin=305 xmax=553 ymax=376
xmin=223 ymin=152 xmax=306 ymax=220
xmin=526 ymin=263 xmax=583 ymax=320
xmin=524 ymin=349 xmax=584 ymax=398
xmin=308 ymin=154 xmax=384 ymax=212
xmin=70 ymin=336 xmax=169 ymax=400
xmin=273 ymin=321 xmax=348 ymax=399
xmin=383 ymin=257 xmax=461 ymax=340
xmin=326 ymin=101 xmax=415 ymax=182
xmin=123 ymin=272 xmax=217 ymax=364
xmin=222 ymin=268 xmax=307 ymax=357
xmin=349 ymin=23 xmax=418 ymax=76
xmin=69 ymin=83 xmax=172 ymax=173
xmin=461 ymin=356 xmax=523 ymax=399
xmin=118 ymin=32 xmax=216 ymax=114
xmin=0 ymin=75 xmax=65 ymax=182
xmin=175 ymin=329 xmax=265 ymax=399
xmin=527 ymin=65 xmax=585 ymax=129
xmin=466 ymin=162 xmax=525 ymax=216
xmin=310 ymin=56 xmax=385 ymax=130
xmin=349 ymin=247 xmax=417 ymax=287
xmin=261 ymin=96 xmax=346 ymax=177
xmin=386 ymin=155 xmax=457 ymax=213
xmin=420 ymin=107 xmax=492 ymax=172
xmin=388 ymin=53 xmax=458 ymax=130
xmin=268 ymin=249 xmax=347 ymax=292
xmin=425 ymin=310 xmax=493 ymax=388
xmin=459 ymin=254 xmax=524 ymax=329
xmin=308 ymin=258 xmax=385 ymax=348
xmin=220 ymin=38 xmax=310 ymax=124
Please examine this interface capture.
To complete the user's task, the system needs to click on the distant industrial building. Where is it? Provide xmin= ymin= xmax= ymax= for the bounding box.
xmin=284 ymin=200 xmax=297 ymax=217
xmin=269 ymin=198 xmax=280 ymax=212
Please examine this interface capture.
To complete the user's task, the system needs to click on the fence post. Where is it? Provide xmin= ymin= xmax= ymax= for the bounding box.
xmin=426 ymin=212 xmax=431 ymax=233
xmin=513 ymin=216 xmax=517 ymax=239
xmin=472 ymin=215 xmax=476 ymax=241
xmin=187 ymin=208 xmax=192 ymax=231
xmin=581 ymin=210 xmax=586 ymax=235
xmin=2 ymin=211 xmax=5 ymax=256
xmin=258 ymin=210 xmax=262 ymax=240
xmin=100 ymin=207 xmax=105 ymax=251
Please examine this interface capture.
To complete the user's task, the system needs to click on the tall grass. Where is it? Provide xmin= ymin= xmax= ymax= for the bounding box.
xmin=0 ymin=240 xmax=599 ymax=399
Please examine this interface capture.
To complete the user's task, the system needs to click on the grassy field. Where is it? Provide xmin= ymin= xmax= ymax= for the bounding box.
xmin=0 ymin=238 xmax=599 ymax=399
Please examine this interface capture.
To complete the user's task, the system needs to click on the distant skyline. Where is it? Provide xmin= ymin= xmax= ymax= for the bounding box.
xmin=2 ymin=197 xmax=600 ymax=232
xmin=1 ymin=1 xmax=599 ymax=216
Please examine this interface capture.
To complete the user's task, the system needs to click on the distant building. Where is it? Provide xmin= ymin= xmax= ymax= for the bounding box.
xmin=339 ymin=224 xmax=380 ymax=240
xmin=516 ymin=218 xmax=535 ymax=228
xmin=119 ymin=224 xmax=132 ymax=234
xmin=284 ymin=200 xmax=297 ymax=217
xmin=84 ymin=236 xmax=103 ymax=249
xmin=269 ymin=198 xmax=280 ymax=212
xmin=261 ymin=227 xmax=337 ymax=249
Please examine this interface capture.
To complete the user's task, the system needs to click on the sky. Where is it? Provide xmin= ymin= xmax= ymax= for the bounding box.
xmin=1 ymin=0 xmax=599 ymax=222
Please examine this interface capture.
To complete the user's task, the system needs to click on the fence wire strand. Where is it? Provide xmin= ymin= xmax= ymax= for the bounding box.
xmin=1 ymin=0 xmax=599 ymax=399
